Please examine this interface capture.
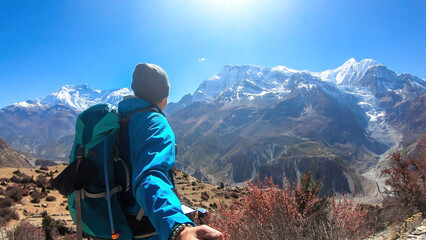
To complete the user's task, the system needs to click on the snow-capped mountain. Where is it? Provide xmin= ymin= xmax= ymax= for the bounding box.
xmin=13 ymin=84 xmax=132 ymax=112
xmin=171 ymin=58 xmax=424 ymax=151
xmin=192 ymin=64 xmax=298 ymax=102
xmin=165 ymin=58 xmax=425 ymax=193
xmin=167 ymin=59 xmax=425 ymax=135
xmin=316 ymin=58 xmax=380 ymax=85
xmin=0 ymin=84 xmax=132 ymax=160
xmin=1 ymin=59 xmax=424 ymax=195
xmin=167 ymin=58 xmax=424 ymax=113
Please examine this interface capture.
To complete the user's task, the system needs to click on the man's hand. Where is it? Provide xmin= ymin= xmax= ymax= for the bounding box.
xmin=176 ymin=225 xmax=223 ymax=240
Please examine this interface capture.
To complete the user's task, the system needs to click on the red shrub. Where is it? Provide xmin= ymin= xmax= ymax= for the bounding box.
xmin=46 ymin=196 xmax=57 ymax=202
xmin=329 ymin=195 xmax=370 ymax=238
xmin=35 ymin=175 xmax=48 ymax=188
xmin=62 ymin=234 xmax=77 ymax=240
xmin=0 ymin=207 xmax=19 ymax=227
xmin=21 ymin=188 xmax=30 ymax=196
xmin=0 ymin=197 xmax=13 ymax=208
xmin=207 ymin=173 xmax=370 ymax=240
xmin=39 ymin=166 xmax=49 ymax=171
xmin=7 ymin=221 xmax=45 ymax=240
xmin=20 ymin=175 xmax=32 ymax=184
xmin=10 ymin=175 xmax=22 ymax=183
xmin=30 ymin=191 xmax=43 ymax=203
xmin=0 ymin=177 xmax=10 ymax=183
xmin=5 ymin=184 xmax=24 ymax=202
xmin=382 ymin=152 xmax=425 ymax=216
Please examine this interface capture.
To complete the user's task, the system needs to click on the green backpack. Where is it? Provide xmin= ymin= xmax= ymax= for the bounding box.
xmin=52 ymin=103 xmax=157 ymax=239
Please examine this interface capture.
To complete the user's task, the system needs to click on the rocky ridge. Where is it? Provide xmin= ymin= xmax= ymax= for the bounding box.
xmin=0 ymin=137 xmax=32 ymax=168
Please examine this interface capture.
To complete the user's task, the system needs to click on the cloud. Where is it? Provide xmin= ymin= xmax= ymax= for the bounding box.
xmin=198 ymin=58 xmax=205 ymax=62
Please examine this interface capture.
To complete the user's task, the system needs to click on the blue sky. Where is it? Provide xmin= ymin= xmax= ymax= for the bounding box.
xmin=0 ymin=0 xmax=425 ymax=108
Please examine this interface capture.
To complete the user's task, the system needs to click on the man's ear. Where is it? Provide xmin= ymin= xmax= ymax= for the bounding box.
xmin=157 ymin=97 xmax=168 ymax=110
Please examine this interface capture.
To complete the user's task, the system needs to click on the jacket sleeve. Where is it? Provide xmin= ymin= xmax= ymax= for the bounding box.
xmin=129 ymin=113 xmax=193 ymax=240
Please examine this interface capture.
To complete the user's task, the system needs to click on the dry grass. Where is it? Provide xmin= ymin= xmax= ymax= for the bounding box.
xmin=0 ymin=165 xmax=71 ymax=229
xmin=0 ymin=164 xmax=237 ymax=231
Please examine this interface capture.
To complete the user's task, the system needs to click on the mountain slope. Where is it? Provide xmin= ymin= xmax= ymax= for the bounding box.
xmin=0 ymin=137 xmax=32 ymax=168
xmin=168 ymin=73 xmax=387 ymax=194
xmin=166 ymin=58 xmax=425 ymax=195
xmin=0 ymin=104 xmax=78 ymax=158
xmin=0 ymin=84 xmax=131 ymax=160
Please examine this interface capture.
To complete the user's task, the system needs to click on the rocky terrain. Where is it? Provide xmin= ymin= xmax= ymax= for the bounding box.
xmin=0 ymin=164 xmax=243 ymax=233
xmin=366 ymin=215 xmax=426 ymax=240
xmin=0 ymin=137 xmax=32 ymax=168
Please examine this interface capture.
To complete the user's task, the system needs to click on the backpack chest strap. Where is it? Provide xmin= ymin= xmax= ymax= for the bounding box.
xmin=79 ymin=185 xmax=122 ymax=199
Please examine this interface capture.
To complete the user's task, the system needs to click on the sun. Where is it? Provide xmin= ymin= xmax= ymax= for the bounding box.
xmin=195 ymin=0 xmax=258 ymax=20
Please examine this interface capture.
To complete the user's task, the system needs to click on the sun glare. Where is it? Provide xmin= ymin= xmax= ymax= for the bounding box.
xmin=211 ymin=0 xmax=252 ymax=12
xmin=197 ymin=0 xmax=258 ymax=21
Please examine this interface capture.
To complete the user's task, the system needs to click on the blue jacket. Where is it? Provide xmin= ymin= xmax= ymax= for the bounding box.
xmin=118 ymin=96 xmax=194 ymax=240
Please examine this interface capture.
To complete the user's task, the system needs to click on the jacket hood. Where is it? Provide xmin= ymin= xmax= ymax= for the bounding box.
xmin=118 ymin=95 xmax=162 ymax=117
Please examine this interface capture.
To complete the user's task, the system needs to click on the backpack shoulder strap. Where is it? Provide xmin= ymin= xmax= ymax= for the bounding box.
xmin=116 ymin=106 xmax=160 ymax=189
xmin=119 ymin=107 xmax=160 ymax=127
xmin=118 ymin=106 xmax=177 ymax=190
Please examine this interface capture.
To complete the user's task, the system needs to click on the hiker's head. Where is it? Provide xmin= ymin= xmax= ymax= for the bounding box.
xmin=132 ymin=63 xmax=170 ymax=108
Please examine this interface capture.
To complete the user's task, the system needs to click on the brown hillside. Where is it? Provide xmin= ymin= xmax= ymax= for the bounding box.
xmin=0 ymin=164 xmax=241 ymax=232
xmin=0 ymin=137 xmax=32 ymax=168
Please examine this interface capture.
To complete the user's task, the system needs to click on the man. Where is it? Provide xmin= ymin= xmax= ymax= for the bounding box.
xmin=118 ymin=63 xmax=223 ymax=240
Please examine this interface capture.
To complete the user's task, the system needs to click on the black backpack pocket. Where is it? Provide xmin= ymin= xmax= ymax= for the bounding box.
xmin=52 ymin=158 xmax=98 ymax=196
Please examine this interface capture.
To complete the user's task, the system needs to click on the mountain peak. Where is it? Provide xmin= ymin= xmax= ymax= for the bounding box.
xmin=319 ymin=58 xmax=381 ymax=85
xmin=7 ymin=84 xmax=132 ymax=112
xmin=345 ymin=57 xmax=357 ymax=63
xmin=13 ymin=99 xmax=44 ymax=109
xmin=220 ymin=64 xmax=265 ymax=74
xmin=59 ymin=83 xmax=90 ymax=91
xmin=342 ymin=58 xmax=378 ymax=66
